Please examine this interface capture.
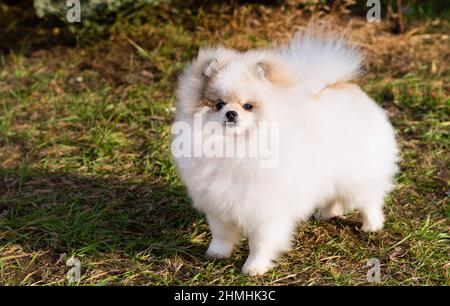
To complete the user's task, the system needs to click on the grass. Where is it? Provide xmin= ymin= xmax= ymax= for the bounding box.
xmin=0 ymin=2 xmax=449 ymax=285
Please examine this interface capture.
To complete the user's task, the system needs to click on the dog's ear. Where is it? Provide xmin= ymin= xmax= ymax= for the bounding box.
xmin=255 ymin=62 xmax=270 ymax=79
xmin=254 ymin=60 xmax=296 ymax=87
xmin=203 ymin=58 xmax=220 ymax=78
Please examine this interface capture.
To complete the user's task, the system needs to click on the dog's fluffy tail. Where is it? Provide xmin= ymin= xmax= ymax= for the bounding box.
xmin=280 ymin=26 xmax=363 ymax=94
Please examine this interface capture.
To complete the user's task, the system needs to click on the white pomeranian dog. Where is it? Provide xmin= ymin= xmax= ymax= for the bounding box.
xmin=171 ymin=28 xmax=398 ymax=276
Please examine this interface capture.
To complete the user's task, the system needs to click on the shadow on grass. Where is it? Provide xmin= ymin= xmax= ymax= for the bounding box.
xmin=0 ymin=167 xmax=206 ymax=261
xmin=0 ymin=1 xmax=76 ymax=55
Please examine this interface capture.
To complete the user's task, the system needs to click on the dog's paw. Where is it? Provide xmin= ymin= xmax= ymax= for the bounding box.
xmin=361 ymin=222 xmax=383 ymax=233
xmin=361 ymin=212 xmax=384 ymax=232
xmin=242 ymin=258 xmax=274 ymax=276
xmin=206 ymin=240 xmax=233 ymax=259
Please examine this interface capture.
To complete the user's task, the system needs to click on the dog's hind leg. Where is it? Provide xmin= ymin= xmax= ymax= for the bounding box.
xmin=351 ymin=184 xmax=387 ymax=232
xmin=359 ymin=199 xmax=385 ymax=232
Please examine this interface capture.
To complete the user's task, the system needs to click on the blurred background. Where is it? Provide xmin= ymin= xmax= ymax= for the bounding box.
xmin=0 ymin=1 xmax=448 ymax=285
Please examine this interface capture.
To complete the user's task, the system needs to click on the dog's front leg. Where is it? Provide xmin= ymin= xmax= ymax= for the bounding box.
xmin=205 ymin=214 xmax=241 ymax=259
xmin=242 ymin=220 xmax=296 ymax=276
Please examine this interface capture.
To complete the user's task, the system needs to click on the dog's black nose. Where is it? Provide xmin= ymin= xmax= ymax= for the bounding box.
xmin=226 ymin=111 xmax=238 ymax=122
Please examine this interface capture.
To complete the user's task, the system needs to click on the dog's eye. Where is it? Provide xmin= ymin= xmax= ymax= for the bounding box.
xmin=243 ymin=103 xmax=253 ymax=111
xmin=216 ymin=100 xmax=226 ymax=110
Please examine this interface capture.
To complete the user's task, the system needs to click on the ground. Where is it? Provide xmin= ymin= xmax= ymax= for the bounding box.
xmin=0 ymin=2 xmax=449 ymax=285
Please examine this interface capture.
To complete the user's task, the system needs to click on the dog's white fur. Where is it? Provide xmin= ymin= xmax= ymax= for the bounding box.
xmin=172 ymin=29 xmax=398 ymax=276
